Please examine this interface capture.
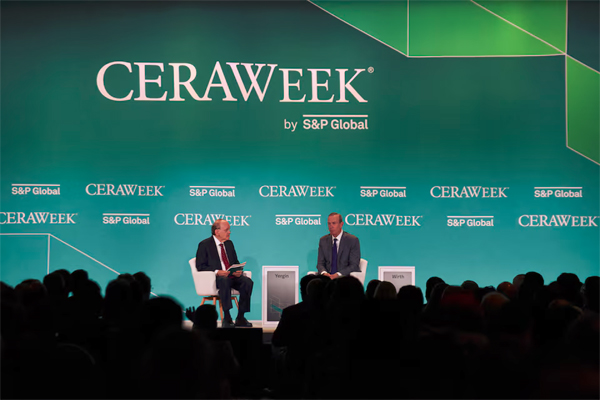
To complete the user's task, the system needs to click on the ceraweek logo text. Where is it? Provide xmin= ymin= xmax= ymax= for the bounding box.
xmin=190 ymin=186 xmax=235 ymax=197
xmin=86 ymin=184 xmax=164 ymax=196
xmin=345 ymin=214 xmax=423 ymax=226
xmin=431 ymin=186 xmax=509 ymax=198
xmin=97 ymin=62 xmax=368 ymax=103
xmin=12 ymin=184 xmax=60 ymax=196
xmin=534 ymin=187 xmax=583 ymax=198
xmin=0 ymin=212 xmax=77 ymax=224
xmin=276 ymin=214 xmax=321 ymax=226
xmin=174 ymin=214 xmax=251 ymax=226
xmin=103 ymin=213 xmax=150 ymax=225
xmin=259 ymin=185 xmax=335 ymax=197
xmin=518 ymin=215 xmax=598 ymax=227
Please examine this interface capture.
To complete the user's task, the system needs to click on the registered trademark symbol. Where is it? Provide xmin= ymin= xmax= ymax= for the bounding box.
xmin=368 ymin=67 xmax=374 ymax=73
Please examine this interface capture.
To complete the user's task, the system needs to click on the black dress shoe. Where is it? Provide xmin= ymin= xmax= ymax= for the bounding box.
xmin=235 ymin=318 xmax=253 ymax=327
xmin=221 ymin=319 xmax=235 ymax=328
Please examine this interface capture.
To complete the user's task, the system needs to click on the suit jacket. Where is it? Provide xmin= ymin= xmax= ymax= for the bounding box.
xmin=316 ymin=231 xmax=361 ymax=276
xmin=196 ymin=236 xmax=240 ymax=272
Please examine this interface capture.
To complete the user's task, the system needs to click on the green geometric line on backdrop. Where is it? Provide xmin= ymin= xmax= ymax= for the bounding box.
xmin=311 ymin=1 xmax=408 ymax=54
xmin=312 ymin=0 xmax=562 ymax=57
xmin=567 ymin=57 xmax=600 ymax=164
xmin=408 ymin=0 xmax=562 ymax=56
xmin=476 ymin=0 xmax=566 ymax=53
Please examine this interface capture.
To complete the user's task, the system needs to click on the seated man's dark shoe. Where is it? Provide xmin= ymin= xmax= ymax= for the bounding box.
xmin=235 ymin=317 xmax=253 ymax=327
xmin=221 ymin=318 xmax=235 ymax=328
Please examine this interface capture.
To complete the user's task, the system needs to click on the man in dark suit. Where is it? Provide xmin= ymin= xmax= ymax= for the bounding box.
xmin=196 ymin=219 xmax=253 ymax=328
xmin=316 ymin=212 xmax=361 ymax=279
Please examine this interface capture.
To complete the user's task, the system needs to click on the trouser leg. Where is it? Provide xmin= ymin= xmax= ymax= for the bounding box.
xmin=231 ymin=275 xmax=253 ymax=315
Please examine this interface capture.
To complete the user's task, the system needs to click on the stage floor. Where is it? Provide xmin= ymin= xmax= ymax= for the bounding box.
xmin=183 ymin=320 xmax=275 ymax=331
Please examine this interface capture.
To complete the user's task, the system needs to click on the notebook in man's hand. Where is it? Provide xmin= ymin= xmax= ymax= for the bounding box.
xmin=228 ymin=262 xmax=246 ymax=275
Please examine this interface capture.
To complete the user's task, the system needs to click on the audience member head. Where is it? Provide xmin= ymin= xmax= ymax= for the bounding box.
xmin=133 ymin=271 xmax=152 ymax=301
xmin=141 ymin=296 xmax=183 ymax=339
xmin=306 ymin=278 xmax=327 ymax=309
xmin=330 ymin=275 xmax=364 ymax=305
xmin=15 ymin=279 xmax=47 ymax=307
xmin=426 ymin=282 xmax=449 ymax=311
xmin=583 ymin=276 xmax=599 ymax=313
xmin=425 ymin=276 xmax=444 ymax=302
xmin=497 ymin=281 xmax=517 ymax=300
xmin=43 ymin=271 xmax=67 ymax=298
xmin=71 ymin=279 xmax=102 ymax=316
xmin=481 ymin=291 xmax=509 ymax=319
xmin=365 ymin=279 xmax=381 ymax=300
xmin=53 ymin=269 xmax=72 ymax=293
xmin=373 ymin=281 xmax=397 ymax=300
xmin=519 ymin=271 xmax=544 ymax=302
xmin=556 ymin=272 xmax=583 ymax=306
xmin=192 ymin=304 xmax=218 ymax=330
xmin=461 ymin=280 xmax=479 ymax=291
xmin=300 ymin=274 xmax=318 ymax=301
xmin=513 ymin=274 xmax=526 ymax=290
xmin=104 ymin=278 xmax=140 ymax=323
xmin=397 ymin=285 xmax=424 ymax=313
xmin=70 ymin=269 xmax=89 ymax=295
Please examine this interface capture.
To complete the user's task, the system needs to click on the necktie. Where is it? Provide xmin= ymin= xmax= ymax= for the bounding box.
xmin=219 ymin=243 xmax=231 ymax=269
xmin=331 ymin=238 xmax=338 ymax=274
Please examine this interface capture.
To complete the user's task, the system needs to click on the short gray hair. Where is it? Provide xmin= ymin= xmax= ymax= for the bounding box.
xmin=211 ymin=219 xmax=224 ymax=235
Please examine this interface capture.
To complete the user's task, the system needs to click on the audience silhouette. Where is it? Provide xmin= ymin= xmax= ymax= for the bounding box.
xmin=1 ymin=268 xmax=598 ymax=399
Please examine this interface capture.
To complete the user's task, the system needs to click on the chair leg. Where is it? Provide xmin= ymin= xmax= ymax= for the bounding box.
xmin=233 ymin=296 xmax=239 ymax=309
xmin=218 ymin=299 xmax=224 ymax=321
xmin=200 ymin=297 xmax=207 ymax=306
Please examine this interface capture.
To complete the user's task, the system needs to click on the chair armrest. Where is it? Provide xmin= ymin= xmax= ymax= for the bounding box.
xmin=192 ymin=270 xmax=217 ymax=295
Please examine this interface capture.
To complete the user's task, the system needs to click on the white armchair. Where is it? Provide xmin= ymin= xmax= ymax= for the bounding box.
xmin=307 ymin=258 xmax=368 ymax=285
xmin=188 ymin=257 xmax=252 ymax=320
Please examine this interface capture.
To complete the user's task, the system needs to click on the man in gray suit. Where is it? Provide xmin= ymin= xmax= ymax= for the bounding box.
xmin=317 ymin=212 xmax=361 ymax=279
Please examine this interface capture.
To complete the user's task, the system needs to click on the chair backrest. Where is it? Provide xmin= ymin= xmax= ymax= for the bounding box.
xmin=350 ymin=258 xmax=368 ymax=285
xmin=189 ymin=257 xmax=252 ymax=296
xmin=359 ymin=258 xmax=368 ymax=273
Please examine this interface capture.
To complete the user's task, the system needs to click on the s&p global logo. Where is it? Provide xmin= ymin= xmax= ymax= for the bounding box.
xmin=86 ymin=184 xmax=164 ymax=196
xmin=276 ymin=214 xmax=321 ymax=226
xmin=260 ymin=185 xmax=335 ymax=197
xmin=0 ymin=212 xmax=77 ymax=224
xmin=103 ymin=213 xmax=150 ymax=225
xmin=447 ymin=215 xmax=494 ymax=227
xmin=190 ymin=185 xmax=235 ymax=198
xmin=12 ymin=183 xmax=60 ymax=196
xmin=534 ymin=187 xmax=583 ymax=198
xmin=360 ymin=186 xmax=406 ymax=198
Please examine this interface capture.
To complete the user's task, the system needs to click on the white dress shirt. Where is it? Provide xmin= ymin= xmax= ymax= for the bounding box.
xmin=322 ymin=230 xmax=343 ymax=276
xmin=213 ymin=235 xmax=229 ymax=274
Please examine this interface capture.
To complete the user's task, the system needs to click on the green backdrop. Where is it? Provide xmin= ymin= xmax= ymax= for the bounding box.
xmin=2 ymin=0 xmax=598 ymax=320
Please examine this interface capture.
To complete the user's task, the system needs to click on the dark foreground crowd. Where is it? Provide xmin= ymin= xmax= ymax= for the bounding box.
xmin=1 ymin=269 xmax=598 ymax=399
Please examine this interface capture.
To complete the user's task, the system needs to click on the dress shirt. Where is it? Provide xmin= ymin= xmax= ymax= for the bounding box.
xmin=213 ymin=235 xmax=229 ymax=274
xmin=322 ymin=230 xmax=343 ymax=276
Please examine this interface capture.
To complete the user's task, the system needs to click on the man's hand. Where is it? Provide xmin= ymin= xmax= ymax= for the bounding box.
xmin=185 ymin=306 xmax=196 ymax=322
xmin=322 ymin=272 xmax=331 ymax=278
xmin=330 ymin=273 xmax=340 ymax=280
xmin=232 ymin=270 xmax=243 ymax=278
xmin=216 ymin=270 xmax=229 ymax=277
